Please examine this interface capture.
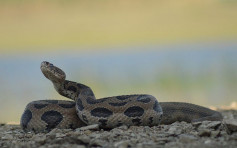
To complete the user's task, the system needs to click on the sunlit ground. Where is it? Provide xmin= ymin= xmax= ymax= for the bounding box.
xmin=0 ymin=0 xmax=237 ymax=123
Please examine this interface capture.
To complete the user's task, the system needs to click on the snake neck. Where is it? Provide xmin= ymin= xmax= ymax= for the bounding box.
xmin=53 ymin=80 xmax=96 ymax=101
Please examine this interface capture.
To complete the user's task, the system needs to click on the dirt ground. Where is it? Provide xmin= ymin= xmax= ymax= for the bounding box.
xmin=0 ymin=109 xmax=237 ymax=148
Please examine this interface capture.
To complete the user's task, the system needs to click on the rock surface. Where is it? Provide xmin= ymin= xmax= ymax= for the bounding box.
xmin=0 ymin=110 xmax=237 ymax=148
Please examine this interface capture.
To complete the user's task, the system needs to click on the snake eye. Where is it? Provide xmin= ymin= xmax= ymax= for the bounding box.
xmin=49 ymin=63 xmax=53 ymax=67
xmin=45 ymin=62 xmax=49 ymax=65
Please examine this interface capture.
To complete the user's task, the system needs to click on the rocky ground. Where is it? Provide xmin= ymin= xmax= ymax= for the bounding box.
xmin=0 ymin=110 xmax=237 ymax=148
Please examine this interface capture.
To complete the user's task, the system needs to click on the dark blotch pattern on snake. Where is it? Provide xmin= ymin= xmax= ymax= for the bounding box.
xmin=41 ymin=110 xmax=63 ymax=131
xmin=20 ymin=61 xmax=223 ymax=132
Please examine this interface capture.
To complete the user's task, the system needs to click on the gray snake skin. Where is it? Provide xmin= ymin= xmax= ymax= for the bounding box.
xmin=20 ymin=61 xmax=223 ymax=132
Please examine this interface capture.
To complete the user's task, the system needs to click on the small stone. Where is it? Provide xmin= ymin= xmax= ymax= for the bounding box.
xmin=190 ymin=131 xmax=199 ymax=136
xmin=224 ymin=119 xmax=237 ymax=134
xmin=17 ymin=134 xmax=24 ymax=139
xmin=84 ymin=130 xmax=92 ymax=135
xmin=4 ymin=131 xmax=13 ymax=134
xmin=205 ymin=121 xmax=222 ymax=129
xmin=229 ymin=133 xmax=237 ymax=140
xmin=77 ymin=136 xmax=90 ymax=144
xmin=199 ymin=129 xmax=211 ymax=137
xmin=179 ymin=134 xmax=197 ymax=143
xmin=211 ymin=131 xmax=220 ymax=137
xmin=48 ymin=128 xmax=62 ymax=136
xmin=90 ymin=139 xmax=104 ymax=147
xmin=167 ymin=126 xmax=182 ymax=135
xmin=32 ymin=135 xmax=46 ymax=144
xmin=114 ymin=140 xmax=129 ymax=148
xmin=56 ymin=133 xmax=66 ymax=138
xmin=25 ymin=133 xmax=34 ymax=138
xmin=130 ymin=138 xmax=138 ymax=143
xmin=70 ymin=130 xmax=82 ymax=136
xmin=136 ymin=143 xmax=143 ymax=148
xmin=220 ymin=131 xmax=228 ymax=136
xmin=78 ymin=124 xmax=99 ymax=131
xmin=117 ymin=125 xmax=128 ymax=130
xmin=71 ymin=145 xmax=86 ymax=148
xmin=198 ymin=121 xmax=221 ymax=130
xmin=1 ymin=134 xmax=13 ymax=140
xmin=204 ymin=139 xmax=212 ymax=144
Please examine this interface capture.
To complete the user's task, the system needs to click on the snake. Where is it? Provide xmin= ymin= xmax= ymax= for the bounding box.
xmin=20 ymin=61 xmax=223 ymax=132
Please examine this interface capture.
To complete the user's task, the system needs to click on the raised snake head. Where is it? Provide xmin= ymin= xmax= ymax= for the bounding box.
xmin=40 ymin=61 xmax=66 ymax=83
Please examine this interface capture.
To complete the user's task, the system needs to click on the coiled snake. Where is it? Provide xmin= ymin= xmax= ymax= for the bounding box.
xmin=20 ymin=61 xmax=223 ymax=132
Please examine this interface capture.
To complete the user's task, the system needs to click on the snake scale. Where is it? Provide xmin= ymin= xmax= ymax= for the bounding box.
xmin=20 ymin=61 xmax=223 ymax=132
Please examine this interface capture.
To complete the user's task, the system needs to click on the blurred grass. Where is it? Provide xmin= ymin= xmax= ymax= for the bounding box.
xmin=0 ymin=0 xmax=237 ymax=53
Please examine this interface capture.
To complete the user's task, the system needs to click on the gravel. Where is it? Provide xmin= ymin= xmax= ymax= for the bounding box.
xmin=0 ymin=110 xmax=237 ymax=148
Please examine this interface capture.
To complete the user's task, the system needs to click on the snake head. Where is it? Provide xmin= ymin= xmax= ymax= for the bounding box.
xmin=40 ymin=61 xmax=66 ymax=83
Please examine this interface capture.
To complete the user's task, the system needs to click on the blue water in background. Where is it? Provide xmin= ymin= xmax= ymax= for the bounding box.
xmin=0 ymin=41 xmax=237 ymax=122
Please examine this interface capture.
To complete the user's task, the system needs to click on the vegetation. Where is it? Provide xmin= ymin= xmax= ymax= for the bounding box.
xmin=0 ymin=0 xmax=237 ymax=52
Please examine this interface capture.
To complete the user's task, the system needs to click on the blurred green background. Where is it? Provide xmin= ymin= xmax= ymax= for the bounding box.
xmin=0 ymin=0 xmax=237 ymax=123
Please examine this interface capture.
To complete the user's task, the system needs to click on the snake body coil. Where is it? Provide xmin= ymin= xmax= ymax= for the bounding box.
xmin=20 ymin=61 xmax=223 ymax=132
